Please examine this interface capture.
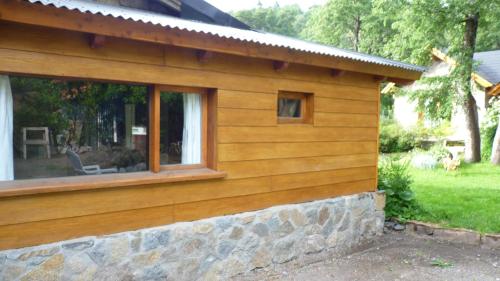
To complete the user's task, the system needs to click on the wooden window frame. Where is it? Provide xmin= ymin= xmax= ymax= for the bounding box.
xmin=154 ymin=85 xmax=212 ymax=172
xmin=0 ymin=80 xmax=222 ymax=197
xmin=277 ymin=91 xmax=314 ymax=124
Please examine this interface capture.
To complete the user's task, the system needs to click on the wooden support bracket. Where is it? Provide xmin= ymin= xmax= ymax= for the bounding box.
xmin=330 ymin=68 xmax=346 ymax=77
xmin=196 ymin=50 xmax=214 ymax=63
xmin=88 ymin=34 xmax=106 ymax=49
xmin=273 ymin=60 xmax=289 ymax=72
xmin=373 ymin=75 xmax=388 ymax=83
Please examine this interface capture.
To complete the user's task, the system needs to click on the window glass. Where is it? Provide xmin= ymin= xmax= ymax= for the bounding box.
xmin=3 ymin=76 xmax=148 ymax=181
xmin=160 ymin=92 xmax=202 ymax=165
xmin=278 ymin=98 xmax=302 ymax=118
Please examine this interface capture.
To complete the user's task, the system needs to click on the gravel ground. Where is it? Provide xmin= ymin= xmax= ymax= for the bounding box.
xmin=236 ymin=231 xmax=500 ymax=281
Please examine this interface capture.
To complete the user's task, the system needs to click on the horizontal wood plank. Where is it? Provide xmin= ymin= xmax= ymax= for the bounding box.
xmin=218 ymin=127 xmax=378 ymax=143
xmin=174 ymin=179 xmax=375 ymax=221
xmin=271 ymin=166 xmax=376 ymax=191
xmin=0 ymin=177 xmax=271 ymax=226
xmin=315 ymin=98 xmax=378 ymax=114
xmin=218 ymin=142 xmax=377 ymax=161
xmin=0 ymin=205 xmax=174 ymax=251
xmin=218 ymin=90 xmax=277 ymax=110
xmin=314 ymin=85 xmax=378 ymax=101
xmin=219 ymin=154 xmax=377 ymax=179
xmin=314 ymin=112 xmax=378 ymax=127
xmin=218 ymin=108 xmax=277 ymax=126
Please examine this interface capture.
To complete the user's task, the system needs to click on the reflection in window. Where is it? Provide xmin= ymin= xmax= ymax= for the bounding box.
xmin=0 ymin=75 xmax=149 ymax=181
xmin=160 ymin=92 xmax=202 ymax=166
xmin=278 ymin=98 xmax=302 ymax=118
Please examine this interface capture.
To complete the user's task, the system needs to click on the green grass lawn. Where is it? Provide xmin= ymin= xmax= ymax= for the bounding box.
xmin=409 ymin=162 xmax=500 ymax=233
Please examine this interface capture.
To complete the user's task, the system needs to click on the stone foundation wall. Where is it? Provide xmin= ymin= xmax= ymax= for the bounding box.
xmin=0 ymin=192 xmax=385 ymax=281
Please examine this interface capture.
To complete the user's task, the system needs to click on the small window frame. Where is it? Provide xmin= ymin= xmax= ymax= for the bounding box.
xmin=277 ymin=91 xmax=313 ymax=124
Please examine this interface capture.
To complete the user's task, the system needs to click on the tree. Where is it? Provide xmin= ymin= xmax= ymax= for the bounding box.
xmin=387 ymin=0 xmax=499 ymax=163
xmin=233 ymin=4 xmax=306 ymax=37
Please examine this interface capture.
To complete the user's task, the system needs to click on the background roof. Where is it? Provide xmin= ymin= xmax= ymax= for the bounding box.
xmin=26 ymin=0 xmax=425 ymax=73
xmin=474 ymin=50 xmax=500 ymax=84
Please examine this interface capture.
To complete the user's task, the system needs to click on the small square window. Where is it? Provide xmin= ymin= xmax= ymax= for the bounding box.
xmin=278 ymin=92 xmax=313 ymax=124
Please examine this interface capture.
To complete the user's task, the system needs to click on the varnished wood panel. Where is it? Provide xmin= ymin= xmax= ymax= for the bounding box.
xmin=218 ymin=90 xmax=276 ymax=110
xmin=315 ymin=98 xmax=378 ymax=114
xmin=218 ymin=127 xmax=378 ymax=143
xmin=174 ymin=179 xmax=374 ymax=222
xmin=0 ymin=205 xmax=174 ymax=251
xmin=218 ymin=108 xmax=277 ymax=126
xmin=218 ymin=142 xmax=377 ymax=162
xmin=219 ymin=154 xmax=377 ymax=179
xmin=314 ymin=112 xmax=378 ymax=127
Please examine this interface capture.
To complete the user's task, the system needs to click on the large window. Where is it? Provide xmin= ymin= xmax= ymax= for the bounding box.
xmin=0 ymin=76 xmax=149 ymax=181
xmin=0 ymin=75 xmax=214 ymax=184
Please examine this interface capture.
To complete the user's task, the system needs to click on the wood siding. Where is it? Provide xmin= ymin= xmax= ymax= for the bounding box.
xmin=0 ymin=22 xmax=380 ymax=250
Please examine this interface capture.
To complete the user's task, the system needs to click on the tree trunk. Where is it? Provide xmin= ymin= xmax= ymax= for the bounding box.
xmin=491 ymin=116 xmax=500 ymax=164
xmin=353 ymin=15 xmax=361 ymax=52
xmin=461 ymin=12 xmax=481 ymax=163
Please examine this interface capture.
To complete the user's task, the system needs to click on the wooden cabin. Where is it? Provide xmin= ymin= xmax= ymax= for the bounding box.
xmin=0 ymin=0 xmax=423 ymax=271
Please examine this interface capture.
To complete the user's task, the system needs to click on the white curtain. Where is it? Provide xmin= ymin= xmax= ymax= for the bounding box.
xmin=0 ymin=75 xmax=14 ymax=181
xmin=181 ymin=93 xmax=202 ymax=164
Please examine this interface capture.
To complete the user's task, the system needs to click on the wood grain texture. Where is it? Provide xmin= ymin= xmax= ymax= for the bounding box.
xmin=218 ymin=142 xmax=377 ymax=162
xmin=219 ymin=154 xmax=377 ymax=179
xmin=218 ymin=108 xmax=277 ymax=126
xmin=314 ymin=112 xmax=378 ymax=127
xmin=218 ymin=90 xmax=276 ymax=110
xmin=315 ymin=98 xmax=378 ymax=114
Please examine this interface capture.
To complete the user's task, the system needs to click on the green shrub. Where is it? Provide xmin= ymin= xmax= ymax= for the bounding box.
xmin=481 ymin=98 xmax=500 ymax=161
xmin=378 ymin=158 xmax=421 ymax=220
xmin=379 ymin=120 xmax=416 ymax=153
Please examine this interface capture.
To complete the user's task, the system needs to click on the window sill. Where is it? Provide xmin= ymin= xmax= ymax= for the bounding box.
xmin=0 ymin=168 xmax=227 ymax=198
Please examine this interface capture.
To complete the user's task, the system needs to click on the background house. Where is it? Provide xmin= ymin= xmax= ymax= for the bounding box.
xmin=384 ymin=49 xmax=500 ymax=141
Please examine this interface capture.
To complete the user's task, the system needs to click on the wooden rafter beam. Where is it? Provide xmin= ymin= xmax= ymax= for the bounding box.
xmin=88 ymin=34 xmax=106 ymax=49
xmin=196 ymin=50 xmax=213 ymax=63
xmin=273 ymin=60 xmax=289 ymax=72
xmin=0 ymin=0 xmax=423 ymax=81
xmin=330 ymin=68 xmax=346 ymax=77
xmin=373 ymin=75 xmax=387 ymax=82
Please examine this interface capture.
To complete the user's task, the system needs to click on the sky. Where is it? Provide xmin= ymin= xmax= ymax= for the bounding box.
xmin=204 ymin=0 xmax=327 ymax=12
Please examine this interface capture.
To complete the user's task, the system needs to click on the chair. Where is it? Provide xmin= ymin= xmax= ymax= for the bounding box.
xmin=66 ymin=150 xmax=118 ymax=175
xmin=22 ymin=127 xmax=50 ymax=159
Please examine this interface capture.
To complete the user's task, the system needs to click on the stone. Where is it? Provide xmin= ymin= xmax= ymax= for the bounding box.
xmin=17 ymin=247 xmax=59 ymax=261
xmin=305 ymin=209 xmax=318 ymax=224
xmin=290 ymin=209 xmax=307 ymax=227
xmin=1 ymin=264 xmax=25 ymax=281
xmin=252 ymin=223 xmax=269 ymax=237
xmin=182 ymin=239 xmax=203 ymax=255
xmin=223 ymin=258 xmax=246 ymax=277
xmin=278 ymin=221 xmax=295 ymax=237
xmin=20 ymin=254 xmax=64 ymax=281
xmin=229 ymin=227 xmax=244 ymax=240
xmin=272 ymin=238 xmax=296 ymax=264
xmin=258 ymin=210 xmax=273 ymax=222
xmin=305 ymin=224 xmax=322 ymax=235
xmin=240 ymin=214 xmax=256 ymax=224
xmin=251 ymin=247 xmax=271 ymax=269
xmin=217 ymin=241 xmax=235 ymax=258
xmin=303 ymin=235 xmax=326 ymax=254
xmin=318 ymin=207 xmax=330 ymax=226
xmin=481 ymin=234 xmax=500 ymax=249
xmin=433 ymin=228 xmax=481 ymax=245
xmin=393 ymin=223 xmax=405 ymax=231
xmin=194 ymin=222 xmax=214 ymax=234
xmin=142 ymin=264 xmax=168 ymax=280
xmin=326 ymin=233 xmax=338 ymax=248
xmin=143 ymin=230 xmax=170 ymax=251
xmin=177 ymin=258 xmax=201 ymax=280
xmin=322 ymin=218 xmax=335 ymax=237
xmin=215 ymin=217 xmax=233 ymax=231
xmin=337 ymin=211 xmax=351 ymax=232
xmin=267 ymin=217 xmax=281 ymax=232
xmin=62 ymin=240 xmax=94 ymax=251
xmin=278 ymin=209 xmax=290 ymax=222
xmin=239 ymin=234 xmax=260 ymax=251
xmin=374 ymin=191 xmax=386 ymax=211
xmin=131 ymin=251 xmax=161 ymax=267
xmin=88 ymin=237 xmax=129 ymax=265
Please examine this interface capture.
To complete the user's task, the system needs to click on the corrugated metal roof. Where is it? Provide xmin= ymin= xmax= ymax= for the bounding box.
xmin=26 ymin=0 xmax=425 ymax=73
xmin=474 ymin=50 xmax=500 ymax=84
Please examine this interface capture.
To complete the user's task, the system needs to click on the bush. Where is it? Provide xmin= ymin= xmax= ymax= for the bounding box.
xmin=481 ymin=98 xmax=500 ymax=160
xmin=378 ymin=158 xmax=421 ymax=220
xmin=379 ymin=120 xmax=416 ymax=153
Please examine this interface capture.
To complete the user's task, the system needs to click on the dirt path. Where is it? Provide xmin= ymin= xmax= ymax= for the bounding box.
xmin=237 ymin=232 xmax=500 ymax=281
